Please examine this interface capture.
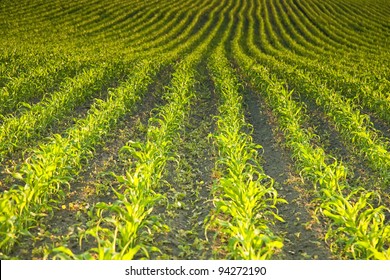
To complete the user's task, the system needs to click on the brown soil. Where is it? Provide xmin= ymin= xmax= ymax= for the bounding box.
xmin=7 ymin=65 xmax=172 ymax=259
xmin=149 ymin=62 xmax=217 ymax=259
xmin=241 ymin=83 xmax=332 ymax=260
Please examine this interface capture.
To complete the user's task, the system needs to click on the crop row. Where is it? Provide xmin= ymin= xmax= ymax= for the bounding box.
xmin=238 ymin=0 xmax=390 ymax=185
xmin=208 ymin=46 xmax=284 ymax=259
xmin=0 ymin=0 xmax=389 ymax=260
xmin=231 ymin=0 xmax=390 ymax=259
xmin=52 ymin=0 xmax=234 ymax=259
xmin=0 ymin=60 xmax=159 ymax=254
xmin=0 ymin=0 xmax=234 ymax=258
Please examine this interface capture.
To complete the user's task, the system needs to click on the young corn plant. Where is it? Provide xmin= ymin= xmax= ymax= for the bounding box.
xmin=51 ymin=8 xmax=230 ymax=256
xmin=208 ymin=47 xmax=284 ymax=260
xmin=310 ymin=81 xmax=390 ymax=184
xmin=232 ymin=41 xmax=390 ymax=259
xmin=0 ymin=60 xmax=158 ymax=255
xmin=0 ymin=61 xmax=81 ymax=116
xmin=0 ymin=64 xmax=124 ymax=162
xmin=52 ymin=58 xmax=198 ymax=260
xmin=239 ymin=2 xmax=390 ymax=185
xmin=320 ymin=188 xmax=390 ymax=259
xmin=245 ymin=27 xmax=390 ymax=184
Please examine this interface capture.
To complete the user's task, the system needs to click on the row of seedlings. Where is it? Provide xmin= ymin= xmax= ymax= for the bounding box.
xmin=0 ymin=63 xmax=126 ymax=162
xmin=51 ymin=0 xmax=233 ymax=260
xmin=0 ymin=59 xmax=160 ymax=256
xmin=208 ymin=46 xmax=285 ymax=259
xmin=243 ymin=14 xmax=390 ymax=185
xmin=233 ymin=41 xmax=390 ymax=259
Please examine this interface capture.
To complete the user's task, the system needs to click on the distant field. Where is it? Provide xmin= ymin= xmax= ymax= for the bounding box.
xmin=0 ymin=0 xmax=390 ymax=260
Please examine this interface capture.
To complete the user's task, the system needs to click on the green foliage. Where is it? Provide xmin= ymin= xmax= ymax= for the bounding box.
xmin=208 ymin=47 xmax=285 ymax=260
xmin=1 ymin=0 xmax=389 ymax=260
xmin=0 ymin=60 xmax=158 ymax=254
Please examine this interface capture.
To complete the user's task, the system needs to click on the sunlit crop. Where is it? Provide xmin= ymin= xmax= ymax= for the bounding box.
xmin=0 ymin=0 xmax=389 ymax=260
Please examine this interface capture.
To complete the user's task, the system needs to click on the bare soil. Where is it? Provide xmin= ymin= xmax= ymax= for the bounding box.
xmin=7 ymin=65 xmax=172 ymax=259
xmin=241 ymin=82 xmax=332 ymax=260
xmin=149 ymin=62 xmax=217 ymax=259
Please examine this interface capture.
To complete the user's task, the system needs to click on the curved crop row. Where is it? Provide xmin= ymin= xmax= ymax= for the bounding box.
xmin=231 ymin=0 xmax=390 ymax=259
xmin=232 ymin=42 xmax=390 ymax=260
xmin=125 ymin=0 xmax=212 ymax=53
xmin=51 ymin=0 xmax=234 ymax=260
xmin=1 ymin=0 xmax=389 ymax=260
xmin=0 ymin=62 xmax=82 ymax=117
xmin=208 ymin=46 xmax=284 ymax=259
xmin=239 ymin=6 xmax=390 ymax=185
xmin=244 ymin=0 xmax=390 ymax=127
xmin=0 ymin=64 xmax=125 ymax=162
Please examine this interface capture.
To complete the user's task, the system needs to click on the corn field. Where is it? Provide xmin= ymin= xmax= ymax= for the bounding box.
xmin=0 ymin=0 xmax=390 ymax=260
